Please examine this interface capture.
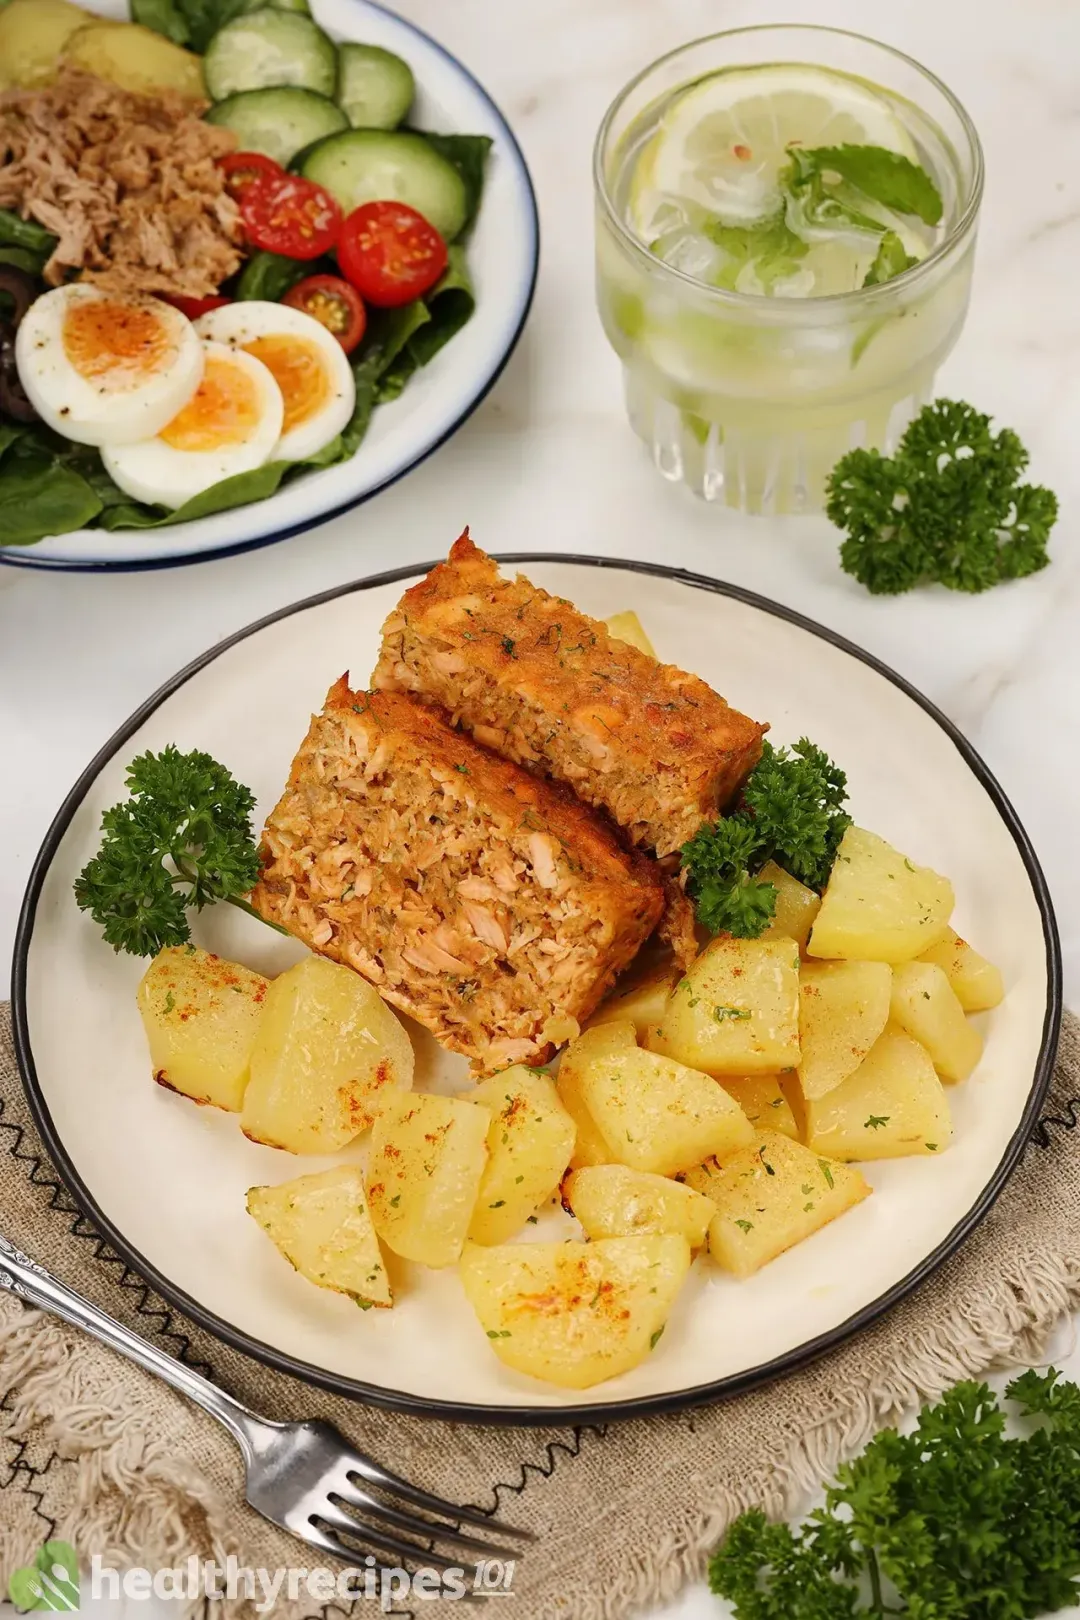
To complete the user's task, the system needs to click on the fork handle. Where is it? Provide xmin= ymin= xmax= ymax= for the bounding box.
xmin=0 ymin=1232 xmax=276 ymax=1460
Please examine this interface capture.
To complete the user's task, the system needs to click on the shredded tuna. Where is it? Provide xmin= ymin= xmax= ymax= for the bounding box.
xmin=0 ymin=70 xmax=242 ymax=297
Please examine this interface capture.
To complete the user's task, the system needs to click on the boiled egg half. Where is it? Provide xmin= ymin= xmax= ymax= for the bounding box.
xmin=195 ymin=301 xmax=355 ymax=462
xmin=15 ymin=285 xmax=204 ymax=447
xmin=101 ymin=341 xmax=284 ymax=510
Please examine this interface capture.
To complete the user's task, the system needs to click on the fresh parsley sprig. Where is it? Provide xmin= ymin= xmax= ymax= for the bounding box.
xmin=681 ymin=740 xmax=851 ymax=938
xmin=74 ymin=746 xmax=272 ymax=957
xmin=827 ymin=399 xmax=1058 ymax=595
xmin=709 ymin=1368 xmax=1080 ymax=1618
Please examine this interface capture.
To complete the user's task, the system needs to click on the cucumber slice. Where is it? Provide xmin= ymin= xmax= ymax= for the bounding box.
xmin=336 ymin=43 xmax=414 ymax=130
xmin=206 ymin=87 xmax=347 ymax=167
xmin=301 ymin=130 xmax=468 ymax=239
xmin=204 ymin=10 xmax=337 ymax=102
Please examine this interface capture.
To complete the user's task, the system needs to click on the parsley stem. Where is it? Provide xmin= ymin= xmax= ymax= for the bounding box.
xmin=867 ymin=1548 xmax=885 ymax=1616
xmin=225 ymin=893 xmax=291 ymax=936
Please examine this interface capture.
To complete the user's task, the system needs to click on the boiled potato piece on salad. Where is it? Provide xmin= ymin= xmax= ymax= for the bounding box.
xmin=604 ymin=610 xmax=657 ymax=658
xmin=64 ymin=22 xmax=205 ymax=98
xmin=464 ymin=1067 xmax=576 ymax=1246
xmin=459 ymin=1235 xmax=691 ymax=1389
xmin=246 ymin=1165 xmax=391 ymax=1309
xmin=808 ymin=827 xmax=954 ymax=963
xmin=798 ymin=960 xmax=892 ymax=1101
xmin=758 ymin=860 xmax=822 ymax=953
xmin=575 ymin=1038 xmax=755 ymax=1176
xmin=563 ymin=1165 xmax=715 ymax=1248
xmin=366 ymin=1093 xmax=490 ymax=1268
xmin=804 ymin=1027 xmax=952 ymax=1161
xmin=556 ymin=1022 xmax=632 ymax=1169
xmin=719 ymin=1075 xmax=799 ymax=1139
xmin=241 ymin=956 xmax=413 ymax=1155
xmin=683 ymin=1133 xmax=870 ymax=1279
xmin=918 ymin=930 xmax=1005 ymax=1012
xmin=651 ymin=937 xmax=800 ymax=1076
xmin=889 ymin=962 xmax=983 ymax=1082
xmin=0 ymin=0 xmax=94 ymax=89
xmin=136 ymin=945 xmax=268 ymax=1113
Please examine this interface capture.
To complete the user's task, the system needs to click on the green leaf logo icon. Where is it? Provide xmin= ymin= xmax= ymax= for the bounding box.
xmin=8 ymin=1542 xmax=80 ymax=1611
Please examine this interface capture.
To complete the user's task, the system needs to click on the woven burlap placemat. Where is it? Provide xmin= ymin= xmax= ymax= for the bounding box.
xmin=2 ymin=1003 xmax=1078 ymax=1620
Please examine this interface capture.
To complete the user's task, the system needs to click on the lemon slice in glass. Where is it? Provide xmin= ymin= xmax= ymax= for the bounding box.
xmin=630 ymin=64 xmax=918 ymax=237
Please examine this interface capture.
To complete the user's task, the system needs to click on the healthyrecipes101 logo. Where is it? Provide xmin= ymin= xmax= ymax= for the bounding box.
xmin=8 ymin=1542 xmax=80 ymax=1611
xmin=8 ymin=1543 xmax=517 ymax=1611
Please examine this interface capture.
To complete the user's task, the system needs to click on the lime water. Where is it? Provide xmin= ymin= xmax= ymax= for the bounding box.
xmin=594 ymin=31 xmax=983 ymax=515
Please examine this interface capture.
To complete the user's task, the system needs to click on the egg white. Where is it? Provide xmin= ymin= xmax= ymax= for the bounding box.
xmin=16 ymin=285 xmax=203 ymax=448
xmin=101 ymin=341 xmax=284 ymax=511
xmin=195 ymin=300 xmax=355 ymax=462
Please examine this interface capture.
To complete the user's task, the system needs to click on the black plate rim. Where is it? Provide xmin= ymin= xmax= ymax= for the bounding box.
xmin=11 ymin=554 xmax=1063 ymax=1425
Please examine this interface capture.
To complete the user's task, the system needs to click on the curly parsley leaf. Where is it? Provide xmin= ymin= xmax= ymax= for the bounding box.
xmin=681 ymin=739 xmax=850 ymax=937
xmin=709 ymin=1369 xmax=1080 ymax=1618
xmin=74 ymin=746 xmax=267 ymax=957
xmin=827 ymin=399 xmax=1057 ymax=596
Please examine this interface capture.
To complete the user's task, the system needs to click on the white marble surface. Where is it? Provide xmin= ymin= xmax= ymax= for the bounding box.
xmin=1 ymin=0 xmax=1078 ymax=1614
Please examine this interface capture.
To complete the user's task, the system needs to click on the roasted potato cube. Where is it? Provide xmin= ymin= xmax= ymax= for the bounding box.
xmin=587 ymin=960 xmax=677 ymax=1039
xmin=918 ymin=930 xmax=1004 ymax=1012
xmin=652 ymin=937 xmax=800 ymax=1076
xmin=63 ymin=21 xmax=205 ymax=97
xmin=798 ymin=960 xmax=892 ymax=1101
xmin=241 ymin=956 xmax=413 ymax=1155
xmin=577 ymin=1041 xmax=755 ymax=1175
xmin=603 ymin=610 xmax=656 ymax=658
xmin=563 ymin=1164 xmax=715 ymax=1247
xmin=246 ymin=1165 xmax=391 ymax=1308
xmin=0 ymin=0 xmax=92 ymax=89
xmin=889 ymin=962 xmax=983 ymax=1082
xmin=136 ymin=945 xmax=268 ymax=1113
xmin=464 ymin=1068 xmax=576 ymax=1245
xmin=684 ymin=1132 xmax=870 ymax=1278
xmin=758 ymin=860 xmax=822 ymax=952
xmin=804 ymin=1027 xmax=952 ymax=1160
xmin=808 ymin=827 xmax=953 ymax=963
xmin=719 ymin=1075 xmax=799 ymax=1139
xmin=556 ymin=1022 xmax=633 ymax=1168
xmin=459 ymin=1234 xmax=691 ymax=1389
xmin=366 ymin=1093 xmax=490 ymax=1267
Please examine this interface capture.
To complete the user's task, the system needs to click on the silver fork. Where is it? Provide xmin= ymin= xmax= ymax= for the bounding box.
xmin=0 ymin=1234 xmax=531 ymax=1580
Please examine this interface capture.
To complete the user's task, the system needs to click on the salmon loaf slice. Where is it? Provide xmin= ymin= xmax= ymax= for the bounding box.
xmin=372 ymin=532 xmax=767 ymax=858
xmin=251 ymin=680 xmax=665 ymax=1073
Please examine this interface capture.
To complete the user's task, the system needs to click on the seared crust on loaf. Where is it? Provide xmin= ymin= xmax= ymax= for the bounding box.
xmin=372 ymin=532 xmax=766 ymax=857
xmin=251 ymin=680 xmax=666 ymax=1072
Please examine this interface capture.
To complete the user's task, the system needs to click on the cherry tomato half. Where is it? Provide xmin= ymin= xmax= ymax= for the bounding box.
xmin=283 ymin=274 xmax=367 ymax=353
xmin=164 ymin=294 xmax=232 ymax=320
xmin=219 ymin=151 xmax=286 ymax=201
xmin=240 ymin=174 xmax=342 ymax=262
xmin=336 ymin=201 xmax=448 ymax=308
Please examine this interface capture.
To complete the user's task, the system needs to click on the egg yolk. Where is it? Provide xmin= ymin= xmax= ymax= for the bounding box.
xmin=63 ymin=298 xmax=175 ymax=390
xmin=243 ymin=336 xmax=330 ymax=433
xmin=159 ymin=355 xmax=262 ymax=451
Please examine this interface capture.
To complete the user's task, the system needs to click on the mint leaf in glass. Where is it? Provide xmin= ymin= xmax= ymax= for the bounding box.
xmin=794 ymin=144 xmax=943 ymax=225
xmin=703 ymin=213 xmax=809 ymax=291
xmin=863 ymin=230 xmax=919 ymax=286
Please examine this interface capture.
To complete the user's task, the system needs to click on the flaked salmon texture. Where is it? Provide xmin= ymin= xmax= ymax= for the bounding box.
xmin=0 ymin=70 xmax=242 ymax=298
xmin=252 ymin=680 xmax=666 ymax=1074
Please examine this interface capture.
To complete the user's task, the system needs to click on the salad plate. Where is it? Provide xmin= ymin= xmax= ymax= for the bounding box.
xmin=12 ymin=556 xmax=1061 ymax=1422
xmin=0 ymin=0 xmax=538 ymax=571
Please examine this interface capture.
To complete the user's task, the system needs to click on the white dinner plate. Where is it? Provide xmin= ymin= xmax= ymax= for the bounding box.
xmin=13 ymin=558 xmax=1061 ymax=1422
xmin=0 ymin=0 xmax=538 ymax=572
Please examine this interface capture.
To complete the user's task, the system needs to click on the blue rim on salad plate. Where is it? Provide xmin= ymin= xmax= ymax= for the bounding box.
xmin=0 ymin=0 xmax=540 ymax=573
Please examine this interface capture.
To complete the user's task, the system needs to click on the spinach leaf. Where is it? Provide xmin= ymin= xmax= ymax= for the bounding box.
xmin=379 ymin=246 xmax=474 ymax=393
xmin=0 ymin=433 xmax=103 ymax=546
xmin=99 ymin=460 xmax=296 ymax=530
xmin=414 ymin=133 xmax=492 ymax=234
xmin=131 ymin=0 xmax=191 ymax=45
xmin=235 ymin=251 xmax=313 ymax=302
xmin=0 ymin=247 xmax=44 ymax=277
